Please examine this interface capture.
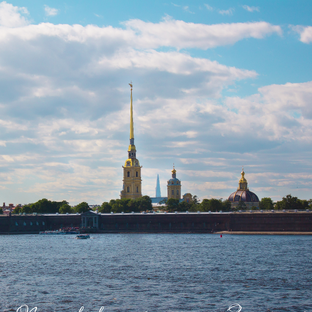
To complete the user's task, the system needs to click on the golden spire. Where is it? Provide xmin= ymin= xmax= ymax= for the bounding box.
xmin=239 ymin=167 xmax=247 ymax=183
xmin=238 ymin=167 xmax=248 ymax=190
xmin=172 ymin=163 xmax=176 ymax=174
xmin=129 ymin=82 xmax=134 ymax=141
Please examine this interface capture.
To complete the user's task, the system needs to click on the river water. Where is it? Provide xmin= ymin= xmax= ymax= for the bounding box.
xmin=0 ymin=234 xmax=311 ymax=312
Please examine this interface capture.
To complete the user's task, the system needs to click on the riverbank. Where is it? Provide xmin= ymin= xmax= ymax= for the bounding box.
xmin=216 ymin=231 xmax=312 ymax=235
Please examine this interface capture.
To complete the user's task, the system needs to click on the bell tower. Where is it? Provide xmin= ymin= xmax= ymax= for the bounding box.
xmin=167 ymin=165 xmax=181 ymax=200
xmin=120 ymin=83 xmax=142 ymax=199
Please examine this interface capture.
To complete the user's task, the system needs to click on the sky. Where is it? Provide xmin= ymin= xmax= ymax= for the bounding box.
xmin=0 ymin=0 xmax=312 ymax=205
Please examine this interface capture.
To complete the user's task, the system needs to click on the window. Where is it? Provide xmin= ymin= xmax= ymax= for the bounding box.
xmin=136 ymin=171 xmax=138 ymax=177
xmin=127 ymin=186 xmax=130 ymax=192
xmin=177 ymin=190 xmax=179 ymax=195
xmin=172 ymin=190 xmax=174 ymax=195
xmin=127 ymin=171 xmax=130 ymax=177
xmin=136 ymin=187 xmax=139 ymax=193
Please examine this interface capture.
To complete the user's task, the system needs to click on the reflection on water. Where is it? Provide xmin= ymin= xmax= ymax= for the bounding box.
xmin=0 ymin=234 xmax=311 ymax=311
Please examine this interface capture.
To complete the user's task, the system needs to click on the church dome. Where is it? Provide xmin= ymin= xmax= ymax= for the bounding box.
xmin=168 ymin=166 xmax=180 ymax=185
xmin=228 ymin=190 xmax=259 ymax=203
xmin=168 ymin=177 xmax=180 ymax=185
xmin=228 ymin=169 xmax=259 ymax=203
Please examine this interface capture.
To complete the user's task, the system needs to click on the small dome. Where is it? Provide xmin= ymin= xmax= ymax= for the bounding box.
xmin=168 ymin=178 xmax=180 ymax=185
xmin=228 ymin=190 xmax=259 ymax=203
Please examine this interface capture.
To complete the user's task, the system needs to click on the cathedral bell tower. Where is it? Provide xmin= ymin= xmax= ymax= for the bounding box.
xmin=120 ymin=83 xmax=142 ymax=199
xmin=167 ymin=165 xmax=181 ymax=200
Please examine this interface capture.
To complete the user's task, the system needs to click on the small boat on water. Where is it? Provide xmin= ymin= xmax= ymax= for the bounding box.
xmin=75 ymin=234 xmax=90 ymax=239
xmin=39 ymin=228 xmax=80 ymax=235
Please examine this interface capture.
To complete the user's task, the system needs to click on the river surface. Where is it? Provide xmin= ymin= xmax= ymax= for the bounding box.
xmin=0 ymin=234 xmax=311 ymax=312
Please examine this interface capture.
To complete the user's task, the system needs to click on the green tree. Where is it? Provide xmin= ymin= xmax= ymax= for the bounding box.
xmin=74 ymin=202 xmax=90 ymax=213
xmin=166 ymin=198 xmax=179 ymax=212
xmin=259 ymin=197 xmax=274 ymax=210
xmin=298 ymin=199 xmax=309 ymax=209
xmin=111 ymin=199 xmax=131 ymax=213
xmin=59 ymin=203 xmax=72 ymax=214
xmin=222 ymin=200 xmax=231 ymax=212
xmin=200 ymin=198 xmax=223 ymax=212
xmin=0 ymin=208 xmax=2 ymax=214
xmin=12 ymin=206 xmax=22 ymax=214
xmin=275 ymin=194 xmax=302 ymax=210
xmin=177 ymin=201 xmax=191 ymax=212
xmin=136 ymin=196 xmax=152 ymax=211
xmin=22 ymin=204 xmax=33 ymax=214
xmin=99 ymin=202 xmax=112 ymax=213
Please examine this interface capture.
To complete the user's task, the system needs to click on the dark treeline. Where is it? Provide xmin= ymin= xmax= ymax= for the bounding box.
xmin=9 ymin=194 xmax=312 ymax=215
xmin=12 ymin=199 xmax=90 ymax=214
xmin=11 ymin=197 xmax=153 ymax=214
xmin=99 ymin=196 xmax=152 ymax=213
xmin=260 ymin=195 xmax=312 ymax=210
xmin=165 ymin=197 xmax=232 ymax=212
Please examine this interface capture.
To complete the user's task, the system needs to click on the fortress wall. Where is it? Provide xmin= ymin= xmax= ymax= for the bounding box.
xmin=98 ymin=213 xmax=230 ymax=233
xmin=0 ymin=212 xmax=311 ymax=234
xmin=229 ymin=212 xmax=312 ymax=232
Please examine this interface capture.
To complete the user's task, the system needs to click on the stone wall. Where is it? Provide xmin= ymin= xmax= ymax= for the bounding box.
xmin=0 ymin=212 xmax=311 ymax=234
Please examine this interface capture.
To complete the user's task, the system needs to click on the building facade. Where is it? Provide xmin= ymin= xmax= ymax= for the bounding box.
xmin=120 ymin=83 xmax=142 ymax=199
xmin=167 ymin=166 xmax=181 ymax=200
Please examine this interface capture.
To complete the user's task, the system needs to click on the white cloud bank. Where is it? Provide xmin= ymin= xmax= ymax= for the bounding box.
xmin=0 ymin=1 xmax=29 ymax=27
xmin=0 ymin=2 xmax=310 ymax=204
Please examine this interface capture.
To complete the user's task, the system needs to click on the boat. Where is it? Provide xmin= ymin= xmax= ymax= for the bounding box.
xmin=39 ymin=228 xmax=80 ymax=235
xmin=75 ymin=234 xmax=90 ymax=239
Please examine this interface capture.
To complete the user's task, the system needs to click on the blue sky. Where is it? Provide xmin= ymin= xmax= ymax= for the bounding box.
xmin=0 ymin=0 xmax=312 ymax=205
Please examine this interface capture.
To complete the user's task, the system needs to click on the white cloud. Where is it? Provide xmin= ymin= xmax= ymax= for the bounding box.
xmin=242 ymin=5 xmax=260 ymax=12
xmin=214 ymin=81 xmax=312 ymax=142
xmin=204 ymin=4 xmax=213 ymax=11
xmin=44 ymin=5 xmax=58 ymax=16
xmin=124 ymin=18 xmax=282 ymax=49
xmin=0 ymin=1 xmax=29 ymax=27
xmin=219 ymin=8 xmax=234 ymax=15
xmin=291 ymin=25 xmax=312 ymax=43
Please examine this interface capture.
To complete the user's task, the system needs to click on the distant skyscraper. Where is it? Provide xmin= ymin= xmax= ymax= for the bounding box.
xmin=156 ymin=174 xmax=161 ymax=197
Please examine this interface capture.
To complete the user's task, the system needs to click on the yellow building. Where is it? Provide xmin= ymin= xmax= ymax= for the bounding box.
xmin=167 ymin=166 xmax=181 ymax=200
xmin=120 ymin=83 xmax=142 ymax=199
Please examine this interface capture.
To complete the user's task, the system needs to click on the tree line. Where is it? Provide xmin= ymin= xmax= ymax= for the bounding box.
xmin=260 ymin=195 xmax=312 ymax=210
xmin=11 ymin=196 xmax=153 ymax=214
xmin=8 ymin=194 xmax=311 ymax=215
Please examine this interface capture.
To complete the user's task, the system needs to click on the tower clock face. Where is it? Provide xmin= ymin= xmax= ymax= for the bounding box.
xmin=127 ymin=161 xmax=130 ymax=166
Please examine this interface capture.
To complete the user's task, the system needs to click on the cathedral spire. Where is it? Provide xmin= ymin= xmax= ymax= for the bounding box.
xmin=129 ymin=82 xmax=134 ymax=145
xmin=238 ymin=168 xmax=248 ymax=190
